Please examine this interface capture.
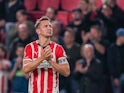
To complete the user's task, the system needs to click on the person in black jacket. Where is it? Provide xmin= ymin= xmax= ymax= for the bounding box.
xmin=108 ymin=28 xmax=124 ymax=93
xmin=9 ymin=23 xmax=33 ymax=60
xmin=75 ymin=44 xmax=105 ymax=93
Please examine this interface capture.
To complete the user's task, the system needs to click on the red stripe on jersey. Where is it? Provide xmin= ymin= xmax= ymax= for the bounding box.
xmin=33 ymin=69 xmax=38 ymax=93
xmin=2 ymin=75 xmax=4 ymax=93
xmin=40 ymin=68 xmax=45 ymax=93
xmin=24 ymin=44 xmax=32 ymax=59
xmin=47 ymin=68 xmax=53 ymax=93
xmin=56 ymin=45 xmax=65 ymax=63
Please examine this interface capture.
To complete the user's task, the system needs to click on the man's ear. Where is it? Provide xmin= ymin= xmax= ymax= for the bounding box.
xmin=36 ymin=29 xmax=40 ymax=34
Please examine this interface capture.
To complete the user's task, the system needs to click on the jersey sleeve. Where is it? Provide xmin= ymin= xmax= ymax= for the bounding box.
xmin=23 ymin=44 xmax=32 ymax=62
xmin=56 ymin=45 xmax=68 ymax=64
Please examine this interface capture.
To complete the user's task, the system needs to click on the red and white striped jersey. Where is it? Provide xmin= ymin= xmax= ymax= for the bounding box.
xmin=0 ymin=60 xmax=11 ymax=93
xmin=23 ymin=40 xmax=68 ymax=93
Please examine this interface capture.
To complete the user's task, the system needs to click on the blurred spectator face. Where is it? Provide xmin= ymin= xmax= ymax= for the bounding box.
xmin=102 ymin=4 xmax=112 ymax=17
xmin=107 ymin=0 xmax=116 ymax=8
xmin=16 ymin=10 xmax=28 ymax=23
xmin=0 ymin=47 xmax=5 ymax=59
xmin=46 ymin=7 xmax=56 ymax=20
xmin=89 ymin=0 xmax=97 ymax=11
xmin=16 ymin=46 xmax=24 ymax=57
xmin=52 ymin=21 xmax=61 ymax=35
xmin=90 ymin=27 xmax=102 ymax=40
xmin=18 ymin=24 xmax=30 ymax=40
xmin=81 ymin=44 xmax=94 ymax=59
xmin=64 ymin=30 xmax=75 ymax=45
xmin=72 ymin=10 xmax=82 ymax=21
xmin=80 ymin=0 xmax=89 ymax=11
xmin=118 ymin=36 xmax=124 ymax=44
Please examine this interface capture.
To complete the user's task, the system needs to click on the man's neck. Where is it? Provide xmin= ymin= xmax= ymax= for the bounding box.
xmin=38 ymin=36 xmax=51 ymax=47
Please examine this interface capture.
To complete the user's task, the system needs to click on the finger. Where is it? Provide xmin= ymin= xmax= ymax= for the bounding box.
xmin=44 ymin=48 xmax=52 ymax=54
xmin=45 ymin=51 xmax=52 ymax=55
xmin=44 ymin=46 xmax=51 ymax=51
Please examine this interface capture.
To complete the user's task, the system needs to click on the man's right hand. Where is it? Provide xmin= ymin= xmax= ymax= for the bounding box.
xmin=40 ymin=46 xmax=52 ymax=61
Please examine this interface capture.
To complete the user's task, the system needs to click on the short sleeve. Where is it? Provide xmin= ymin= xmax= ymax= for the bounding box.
xmin=56 ymin=45 xmax=68 ymax=64
xmin=23 ymin=44 xmax=32 ymax=61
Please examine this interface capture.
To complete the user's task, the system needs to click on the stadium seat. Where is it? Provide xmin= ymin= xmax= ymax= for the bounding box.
xmin=28 ymin=11 xmax=45 ymax=22
xmin=61 ymin=0 xmax=80 ymax=11
xmin=38 ymin=0 xmax=60 ymax=11
xmin=24 ymin=0 xmax=37 ymax=11
xmin=117 ymin=0 xmax=124 ymax=11
xmin=56 ymin=11 xmax=69 ymax=26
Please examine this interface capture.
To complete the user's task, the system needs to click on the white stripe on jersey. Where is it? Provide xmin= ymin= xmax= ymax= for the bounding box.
xmin=0 ymin=73 xmax=1 ymax=93
xmin=37 ymin=69 xmax=41 ymax=93
xmin=0 ymin=71 xmax=8 ymax=93
xmin=44 ymin=71 xmax=48 ymax=93
xmin=29 ymin=73 xmax=34 ymax=93
xmin=52 ymin=43 xmax=57 ymax=93
xmin=37 ymin=45 xmax=41 ymax=93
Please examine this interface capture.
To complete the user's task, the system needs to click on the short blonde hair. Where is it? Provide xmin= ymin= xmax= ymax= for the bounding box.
xmin=35 ymin=16 xmax=50 ymax=28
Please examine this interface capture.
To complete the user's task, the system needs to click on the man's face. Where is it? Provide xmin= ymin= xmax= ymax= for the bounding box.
xmin=119 ymin=36 xmax=124 ymax=44
xmin=16 ymin=12 xmax=27 ymax=23
xmin=18 ymin=27 xmax=29 ymax=40
xmin=16 ymin=47 xmax=24 ymax=57
xmin=102 ymin=5 xmax=112 ymax=17
xmin=90 ymin=28 xmax=101 ymax=40
xmin=64 ymin=31 xmax=74 ymax=44
xmin=72 ymin=11 xmax=82 ymax=21
xmin=82 ymin=47 xmax=94 ymax=59
xmin=52 ymin=23 xmax=60 ymax=35
xmin=46 ymin=8 xmax=55 ymax=20
xmin=36 ymin=20 xmax=53 ymax=37
xmin=0 ymin=48 xmax=5 ymax=59
xmin=79 ymin=0 xmax=89 ymax=11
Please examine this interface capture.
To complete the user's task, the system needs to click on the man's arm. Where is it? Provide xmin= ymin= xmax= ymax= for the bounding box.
xmin=94 ymin=42 xmax=105 ymax=54
xmin=48 ymin=60 xmax=70 ymax=77
xmin=48 ymin=45 xmax=70 ymax=77
xmin=23 ymin=57 xmax=43 ymax=74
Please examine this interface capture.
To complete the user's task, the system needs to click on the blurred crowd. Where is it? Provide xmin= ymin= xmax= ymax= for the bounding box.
xmin=0 ymin=0 xmax=124 ymax=93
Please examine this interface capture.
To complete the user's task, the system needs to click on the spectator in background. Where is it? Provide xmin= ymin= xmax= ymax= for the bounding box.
xmin=106 ymin=0 xmax=124 ymax=28
xmin=89 ymin=25 xmax=112 ymax=93
xmin=46 ymin=7 xmax=58 ymax=22
xmin=0 ymin=20 xmax=6 ymax=44
xmin=0 ymin=43 xmax=11 ymax=93
xmin=9 ymin=23 xmax=33 ymax=60
xmin=108 ymin=28 xmax=124 ymax=93
xmin=4 ymin=0 xmax=25 ymax=47
xmin=51 ymin=21 xmax=64 ymax=45
xmin=6 ymin=9 xmax=35 ymax=47
xmin=99 ymin=4 xmax=118 ymax=42
xmin=59 ymin=30 xmax=80 ymax=93
xmin=75 ymin=44 xmax=104 ymax=93
xmin=16 ymin=9 xmax=35 ymax=36
xmin=67 ymin=8 xmax=84 ymax=44
xmin=9 ymin=44 xmax=28 ymax=93
xmin=5 ymin=0 xmax=25 ymax=22
xmin=79 ymin=0 xmax=90 ymax=16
